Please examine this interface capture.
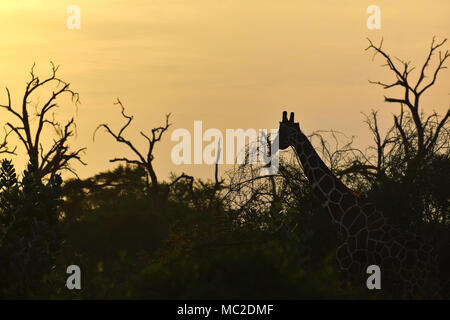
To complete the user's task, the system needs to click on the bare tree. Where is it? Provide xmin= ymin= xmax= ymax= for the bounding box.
xmin=366 ymin=37 xmax=450 ymax=162
xmin=94 ymin=99 xmax=192 ymax=205
xmin=0 ymin=63 xmax=86 ymax=179
xmin=221 ymin=37 xmax=450 ymax=241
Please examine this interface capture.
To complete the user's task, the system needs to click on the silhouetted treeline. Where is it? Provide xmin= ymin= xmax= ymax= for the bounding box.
xmin=0 ymin=38 xmax=449 ymax=299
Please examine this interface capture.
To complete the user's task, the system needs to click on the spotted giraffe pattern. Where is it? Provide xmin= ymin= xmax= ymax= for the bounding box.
xmin=278 ymin=111 xmax=440 ymax=298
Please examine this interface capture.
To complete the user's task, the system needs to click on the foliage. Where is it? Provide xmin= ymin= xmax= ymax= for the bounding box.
xmin=0 ymin=160 xmax=63 ymax=298
xmin=0 ymin=38 xmax=449 ymax=299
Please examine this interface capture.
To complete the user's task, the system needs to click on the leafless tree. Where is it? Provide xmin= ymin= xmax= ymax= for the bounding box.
xmin=0 ymin=62 xmax=86 ymax=179
xmin=221 ymin=135 xmax=295 ymax=231
xmin=366 ymin=37 xmax=450 ymax=162
xmin=222 ymin=37 xmax=450 ymax=238
xmin=94 ymin=99 xmax=192 ymax=205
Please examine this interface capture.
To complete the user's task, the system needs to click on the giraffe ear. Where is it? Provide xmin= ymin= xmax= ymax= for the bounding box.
xmin=282 ymin=111 xmax=288 ymax=122
xmin=289 ymin=112 xmax=295 ymax=123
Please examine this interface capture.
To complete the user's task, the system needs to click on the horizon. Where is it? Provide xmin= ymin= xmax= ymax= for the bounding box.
xmin=1 ymin=0 xmax=449 ymax=181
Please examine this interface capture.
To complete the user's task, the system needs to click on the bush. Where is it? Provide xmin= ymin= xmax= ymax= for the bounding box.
xmin=0 ymin=160 xmax=63 ymax=298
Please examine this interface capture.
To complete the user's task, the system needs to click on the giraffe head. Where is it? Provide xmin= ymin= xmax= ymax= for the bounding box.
xmin=279 ymin=111 xmax=300 ymax=150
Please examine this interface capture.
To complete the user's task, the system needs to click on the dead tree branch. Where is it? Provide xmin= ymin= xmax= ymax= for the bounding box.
xmin=0 ymin=62 xmax=85 ymax=179
xmin=94 ymin=99 xmax=192 ymax=203
xmin=366 ymin=37 xmax=450 ymax=160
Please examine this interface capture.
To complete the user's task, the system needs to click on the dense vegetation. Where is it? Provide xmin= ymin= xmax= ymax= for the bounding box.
xmin=0 ymin=38 xmax=449 ymax=299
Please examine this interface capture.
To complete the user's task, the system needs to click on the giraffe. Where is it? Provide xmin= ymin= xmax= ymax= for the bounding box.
xmin=278 ymin=111 xmax=440 ymax=299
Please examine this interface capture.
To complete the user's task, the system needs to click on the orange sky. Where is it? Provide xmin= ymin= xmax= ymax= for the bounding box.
xmin=0 ymin=0 xmax=449 ymax=181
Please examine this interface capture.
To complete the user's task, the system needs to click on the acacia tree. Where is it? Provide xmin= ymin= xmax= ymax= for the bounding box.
xmin=365 ymin=37 xmax=449 ymax=166
xmin=224 ymin=37 xmax=450 ymax=232
xmin=0 ymin=63 xmax=86 ymax=179
xmin=320 ymin=38 xmax=450 ymax=231
xmin=94 ymin=99 xmax=192 ymax=206
xmin=335 ymin=38 xmax=450 ymax=184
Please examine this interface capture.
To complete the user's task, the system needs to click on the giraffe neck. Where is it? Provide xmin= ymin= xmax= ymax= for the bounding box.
xmin=289 ymin=128 xmax=355 ymax=224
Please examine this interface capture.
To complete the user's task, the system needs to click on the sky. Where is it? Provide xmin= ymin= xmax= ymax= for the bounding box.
xmin=0 ymin=0 xmax=449 ymax=181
